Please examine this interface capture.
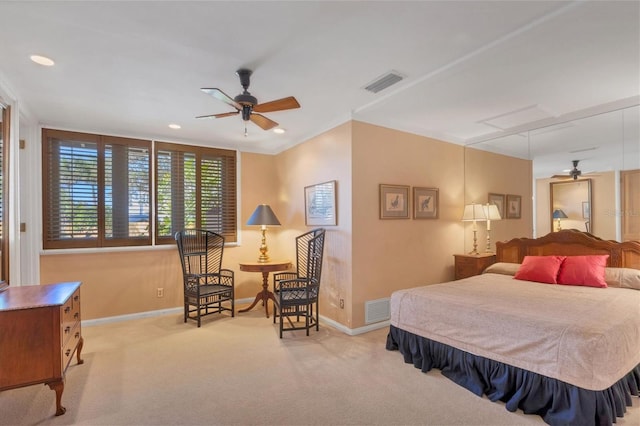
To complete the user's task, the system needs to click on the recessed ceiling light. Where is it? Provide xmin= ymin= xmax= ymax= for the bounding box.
xmin=30 ymin=55 xmax=55 ymax=66
xmin=273 ymin=128 xmax=285 ymax=134
xmin=168 ymin=123 xmax=181 ymax=129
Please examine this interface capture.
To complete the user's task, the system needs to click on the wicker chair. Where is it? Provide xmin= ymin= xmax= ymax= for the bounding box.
xmin=273 ymin=228 xmax=326 ymax=338
xmin=175 ymin=229 xmax=234 ymax=327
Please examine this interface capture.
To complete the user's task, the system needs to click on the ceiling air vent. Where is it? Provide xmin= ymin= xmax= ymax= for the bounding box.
xmin=364 ymin=71 xmax=404 ymax=94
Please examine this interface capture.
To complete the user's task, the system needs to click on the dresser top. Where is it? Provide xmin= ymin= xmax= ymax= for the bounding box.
xmin=0 ymin=282 xmax=81 ymax=311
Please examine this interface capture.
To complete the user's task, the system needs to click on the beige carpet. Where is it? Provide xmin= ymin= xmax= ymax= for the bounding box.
xmin=1 ymin=310 xmax=638 ymax=426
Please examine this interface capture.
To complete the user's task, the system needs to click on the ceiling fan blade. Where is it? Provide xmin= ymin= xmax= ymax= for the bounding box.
xmin=250 ymin=113 xmax=278 ymax=130
xmin=201 ymin=88 xmax=242 ymax=110
xmin=253 ymin=96 xmax=300 ymax=113
xmin=196 ymin=111 xmax=239 ymax=119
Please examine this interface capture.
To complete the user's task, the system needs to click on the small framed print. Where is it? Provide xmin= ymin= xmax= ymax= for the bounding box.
xmin=488 ymin=193 xmax=505 ymax=219
xmin=379 ymin=184 xmax=409 ymax=219
xmin=506 ymin=194 xmax=522 ymax=219
xmin=413 ymin=187 xmax=439 ymax=219
xmin=305 ymin=180 xmax=337 ymax=226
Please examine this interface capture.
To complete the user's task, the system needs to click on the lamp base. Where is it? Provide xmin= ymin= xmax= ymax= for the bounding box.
xmin=468 ymin=229 xmax=479 ymax=255
xmin=257 ymin=228 xmax=270 ymax=263
xmin=485 ymin=231 xmax=493 ymax=253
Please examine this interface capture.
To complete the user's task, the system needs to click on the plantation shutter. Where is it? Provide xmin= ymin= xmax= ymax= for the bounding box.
xmin=42 ymin=129 xmax=151 ymax=249
xmin=155 ymin=142 xmax=236 ymax=244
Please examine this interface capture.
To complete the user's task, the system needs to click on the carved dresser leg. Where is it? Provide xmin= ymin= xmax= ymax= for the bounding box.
xmin=47 ymin=380 xmax=66 ymax=416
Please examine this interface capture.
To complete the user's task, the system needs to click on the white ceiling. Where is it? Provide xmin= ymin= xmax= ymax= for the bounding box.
xmin=0 ymin=1 xmax=638 ymax=178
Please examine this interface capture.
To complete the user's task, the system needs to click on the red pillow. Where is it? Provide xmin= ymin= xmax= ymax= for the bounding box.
xmin=557 ymin=255 xmax=609 ymax=288
xmin=514 ymin=256 xmax=566 ymax=284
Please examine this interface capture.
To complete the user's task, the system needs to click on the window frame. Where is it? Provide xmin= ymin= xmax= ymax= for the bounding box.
xmin=42 ymin=128 xmax=152 ymax=249
xmin=42 ymin=129 xmax=238 ymax=250
xmin=154 ymin=141 xmax=237 ymax=245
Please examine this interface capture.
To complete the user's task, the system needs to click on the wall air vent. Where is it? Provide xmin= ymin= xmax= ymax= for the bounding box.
xmin=365 ymin=297 xmax=390 ymax=324
xmin=364 ymin=71 xmax=404 ymax=94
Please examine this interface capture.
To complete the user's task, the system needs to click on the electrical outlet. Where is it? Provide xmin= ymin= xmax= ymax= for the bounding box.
xmin=157 ymin=288 xmax=164 ymax=298
xmin=339 ymin=298 xmax=344 ymax=309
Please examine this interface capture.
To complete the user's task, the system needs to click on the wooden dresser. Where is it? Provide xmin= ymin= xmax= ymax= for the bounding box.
xmin=0 ymin=282 xmax=84 ymax=416
xmin=454 ymin=254 xmax=496 ymax=280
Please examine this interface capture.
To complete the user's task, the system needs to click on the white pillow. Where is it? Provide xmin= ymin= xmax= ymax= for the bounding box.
xmin=604 ymin=267 xmax=640 ymax=290
xmin=483 ymin=262 xmax=521 ymax=276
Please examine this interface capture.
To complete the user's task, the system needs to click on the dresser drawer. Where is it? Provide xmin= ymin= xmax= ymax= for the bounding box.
xmin=61 ymin=288 xmax=81 ymax=347
xmin=61 ymin=322 xmax=82 ymax=371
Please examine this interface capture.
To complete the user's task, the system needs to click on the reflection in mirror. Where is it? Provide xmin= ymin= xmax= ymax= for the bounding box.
xmin=550 ymin=180 xmax=592 ymax=233
xmin=466 ymin=104 xmax=639 ymax=243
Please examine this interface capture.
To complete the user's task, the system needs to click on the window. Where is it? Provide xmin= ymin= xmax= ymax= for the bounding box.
xmin=42 ymin=129 xmax=151 ymax=249
xmin=42 ymin=129 xmax=238 ymax=249
xmin=155 ymin=142 xmax=236 ymax=244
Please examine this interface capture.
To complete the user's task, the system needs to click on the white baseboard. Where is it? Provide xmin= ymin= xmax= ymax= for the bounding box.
xmin=82 ymin=298 xmax=391 ymax=336
xmin=82 ymin=307 xmax=183 ymax=327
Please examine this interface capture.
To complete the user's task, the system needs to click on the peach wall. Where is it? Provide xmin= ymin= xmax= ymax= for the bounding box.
xmin=350 ymin=122 xmax=533 ymax=329
xmin=41 ymin=151 xmax=280 ymax=320
xmin=464 ymin=147 xmax=533 ymax=247
xmin=351 ymin=121 xmax=465 ymax=328
xmin=39 ymin=121 xmax=535 ymax=328
xmin=273 ymin=122 xmax=353 ymax=327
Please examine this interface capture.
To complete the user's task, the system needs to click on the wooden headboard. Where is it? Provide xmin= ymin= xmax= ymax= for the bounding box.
xmin=496 ymin=230 xmax=640 ymax=269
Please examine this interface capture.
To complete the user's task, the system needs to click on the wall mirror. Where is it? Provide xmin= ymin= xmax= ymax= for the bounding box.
xmin=550 ymin=179 xmax=592 ymax=233
xmin=465 ymin=104 xmax=639 ymax=243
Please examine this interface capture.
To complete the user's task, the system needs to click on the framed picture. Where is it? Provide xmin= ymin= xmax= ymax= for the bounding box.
xmin=304 ymin=180 xmax=337 ymax=226
xmin=506 ymin=194 xmax=522 ymax=219
xmin=379 ymin=184 xmax=409 ymax=219
xmin=487 ymin=193 xmax=505 ymax=219
xmin=413 ymin=187 xmax=439 ymax=219
xmin=582 ymin=201 xmax=590 ymax=219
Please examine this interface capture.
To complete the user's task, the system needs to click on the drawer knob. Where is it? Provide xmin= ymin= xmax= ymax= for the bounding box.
xmin=65 ymin=349 xmax=71 ymax=356
xmin=64 ymin=326 xmax=71 ymax=333
xmin=74 ymin=312 xmax=79 ymax=319
xmin=64 ymin=307 xmax=71 ymax=313
xmin=74 ymin=295 xmax=79 ymax=301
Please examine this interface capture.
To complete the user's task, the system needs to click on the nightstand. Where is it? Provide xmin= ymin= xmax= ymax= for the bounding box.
xmin=454 ymin=253 xmax=496 ymax=280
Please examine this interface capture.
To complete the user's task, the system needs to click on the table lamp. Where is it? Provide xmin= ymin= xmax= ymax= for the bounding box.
xmin=462 ymin=203 xmax=487 ymax=255
xmin=553 ymin=209 xmax=568 ymax=231
xmin=247 ymin=204 xmax=281 ymax=262
xmin=483 ymin=203 xmax=502 ymax=253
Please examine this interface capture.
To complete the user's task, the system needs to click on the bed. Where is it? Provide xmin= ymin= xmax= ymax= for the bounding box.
xmin=386 ymin=230 xmax=640 ymax=426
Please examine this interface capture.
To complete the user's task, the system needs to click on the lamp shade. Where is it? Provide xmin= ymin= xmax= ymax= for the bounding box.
xmin=552 ymin=209 xmax=568 ymax=219
xmin=462 ymin=203 xmax=487 ymax=221
xmin=483 ymin=204 xmax=502 ymax=220
xmin=247 ymin=204 xmax=281 ymax=226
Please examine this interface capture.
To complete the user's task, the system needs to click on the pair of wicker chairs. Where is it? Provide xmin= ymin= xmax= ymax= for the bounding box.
xmin=175 ymin=228 xmax=325 ymax=337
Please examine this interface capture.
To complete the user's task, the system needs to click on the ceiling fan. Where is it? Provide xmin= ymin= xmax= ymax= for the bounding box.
xmin=197 ymin=68 xmax=300 ymax=132
xmin=551 ymin=160 xmax=599 ymax=180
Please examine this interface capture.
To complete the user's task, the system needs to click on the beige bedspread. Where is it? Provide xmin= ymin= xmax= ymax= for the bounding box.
xmin=390 ymin=273 xmax=640 ymax=391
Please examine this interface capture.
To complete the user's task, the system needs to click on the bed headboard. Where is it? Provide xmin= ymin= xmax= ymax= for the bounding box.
xmin=496 ymin=230 xmax=640 ymax=269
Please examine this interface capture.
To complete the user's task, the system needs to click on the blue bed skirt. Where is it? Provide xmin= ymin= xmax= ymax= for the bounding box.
xmin=386 ymin=325 xmax=640 ymax=426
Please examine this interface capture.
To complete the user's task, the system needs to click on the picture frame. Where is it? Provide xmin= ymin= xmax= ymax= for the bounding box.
xmin=506 ymin=194 xmax=522 ymax=219
xmin=582 ymin=201 xmax=590 ymax=219
xmin=379 ymin=184 xmax=409 ymax=219
xmin=304 ymin=180 xmax=337 ymax=226
xmin=487 ymin=193 xmax=505 ymax=219
xmin=413 ymin=187 xmax=439 ymax=219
